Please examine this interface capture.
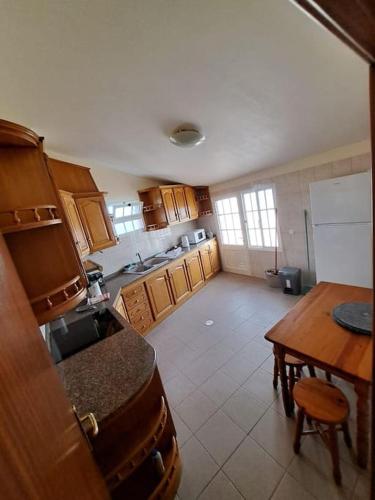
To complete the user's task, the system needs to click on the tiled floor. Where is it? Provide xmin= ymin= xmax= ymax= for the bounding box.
xmin=146 ymin=272 xmax=370 ymax=500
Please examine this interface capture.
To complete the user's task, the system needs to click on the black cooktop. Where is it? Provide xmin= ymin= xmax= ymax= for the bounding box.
xmin=47 ymin=308 xmax=123 ymax=363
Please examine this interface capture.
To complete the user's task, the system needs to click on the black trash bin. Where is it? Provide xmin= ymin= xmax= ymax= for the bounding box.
xmin=279 ymin=267 xmax=301 ymax=295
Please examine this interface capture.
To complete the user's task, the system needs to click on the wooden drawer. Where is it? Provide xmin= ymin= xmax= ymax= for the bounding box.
xmin=131 ymin=309 xmax=152 ymax=327
xmin=128 ymin=300 xmax=150 ymax=321
xmin=122 ymin=284 xmax=145 ymax=301
xmin=123 ymin=291 xmax=148 ymax=310
xmin=134 ymin=315 xmax=153 ymax=335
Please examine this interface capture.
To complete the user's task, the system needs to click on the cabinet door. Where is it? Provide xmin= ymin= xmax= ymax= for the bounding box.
xmin=161 ymin=188 xmax=179 ymax=224
xmin=75 ymin=194 xmax=116 ymax=252
xmin=173 ymin=187 xmax=190 ymax=222
xmin=210 ymin=240 xmax=221 ymax=273
xmin=145 ymin=270 xmax=175 ymax=320
xmin=199 ymin=245 xmax=214 ymax=280
xmin=184 ymin=186 xmax=198 ymax=220
xmin=168 ymin=261 xmax=191 ymax=304
xmin=114 ymin=294 xmax=129 ymax=321
xmin=185 ymin=252 xmax=204 ymax=291
xmin=59 ymin=190 xmax=90 ymax=258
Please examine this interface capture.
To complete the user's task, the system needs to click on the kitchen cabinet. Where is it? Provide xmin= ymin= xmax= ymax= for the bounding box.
xmin=173 ymin=186 xmax=190 ymax=222
xmin=210 ymin=238 xmax=221 ymax=273
xmin=121 ymin=282 xmax=154 ymax=335
xmin=185 ymin=185 xmax=199 ymax=220
xmin=59 ymin=190 xmax=90 ymax=258
xmin=161 ymin=188 xmax=179 ymax=225
xmin=167 ymin=260 xmax=191 ymax=304
xmin=0 ymin=119 xmax=87 ymax=325
xmin=200 ymin=239 xmax=221 ymax=279
xmin=145 ymin=269 xmax=175 ymax=320
xmin=75 ymin=193 xmax=117 ymax=252
xmin=200 ymin=244 xmax=214 ymax=280
xmin=185 ymin=251 xmax=205 ymax=291
xmin=114 ymin=294 xmax=129 ymax=322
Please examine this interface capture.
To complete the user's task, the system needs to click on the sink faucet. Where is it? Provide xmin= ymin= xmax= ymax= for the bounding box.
xmin=136 ymin=252 xmax=143 ymax=265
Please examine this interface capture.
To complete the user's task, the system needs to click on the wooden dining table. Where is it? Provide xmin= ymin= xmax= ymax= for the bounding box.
xmin=265 ymin=281 xmax=372 ymax=469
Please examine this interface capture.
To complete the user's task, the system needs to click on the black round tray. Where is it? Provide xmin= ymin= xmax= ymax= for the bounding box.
xmin=332 ymin=302 xmax=372 ymax=336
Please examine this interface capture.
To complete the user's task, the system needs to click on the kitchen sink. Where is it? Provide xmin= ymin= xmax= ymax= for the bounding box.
xmin=123 ymin=257 xmax=169 ymax=275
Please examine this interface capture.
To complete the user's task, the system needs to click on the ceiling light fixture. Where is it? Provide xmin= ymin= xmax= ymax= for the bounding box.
xmin=169 ymin=126 xmax=205 ymax=148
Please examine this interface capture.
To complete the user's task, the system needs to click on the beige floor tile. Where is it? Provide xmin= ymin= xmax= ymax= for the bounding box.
xmin=171 ymin=409 xmax=193 ymax=446
xmin=222 ymin=387 xmax=268 ymax=432
xmin=199 ymin=471 xmax=244 ymax=500
xmin=164 ymin=371 xmax=196 ymax=407
xmin=287 ymin=434 xmax=358 ymax=500
xmin=178 ymin=436 xmax=219 ymax=500
xmin=352 ymin=472 xmax=371 ymax=499
xmin=223 ymin=436 xmax=284 ymax=500
xmin=221 ymin=350 xmax=261 ymax=384
xmin=250 ymin=408 xmax=296 ymax=467
xmin=271 ymin=473 xmax=315 ymax=500
xmin=199 ymin=369 xmax=240 ymax=406
xmin=196 ymin=410 xmax=246 ymax=466
xmin=175 ymin=389 xmax=218 ymax=432
xmin=243 ymin=368 xmax=279 ymax=406
xmin=260 ymin=353 xmax=276 ymax=375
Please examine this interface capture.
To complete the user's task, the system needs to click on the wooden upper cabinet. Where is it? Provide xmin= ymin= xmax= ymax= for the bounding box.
xmin=161 ymin=188 xmax=179 ymax=225
xmin=184 ymin=186 xmax=199 ymax=220
xmin=167 ymin=261 xmax=191 ymax=304
xmin=185 ymin=251 xmax=204 ymax=291
xmin=59 ymin=190 xmax=90 ymax=258
xmin=173 ymin=187 xmax=190 ymax=222
xmin=145 ymin=269 xmax=175 ymax=320
xmin=199 ymin=244 xmax=214 ymax=280
xmin=75 ymin=193 xmax=116 ymax=252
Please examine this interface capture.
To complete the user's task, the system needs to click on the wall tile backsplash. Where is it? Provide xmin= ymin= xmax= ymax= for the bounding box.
xmin=88 ymin=220 xmax=198 ymax=276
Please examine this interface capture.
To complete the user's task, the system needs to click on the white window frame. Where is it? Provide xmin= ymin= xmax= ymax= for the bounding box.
xmin=214 ymin=194 xmax=245 ymax=247
xmin=107 ymin=201 xmax=144 ymax=238
xmin=241 ymin=184 xmax=279 ymax=251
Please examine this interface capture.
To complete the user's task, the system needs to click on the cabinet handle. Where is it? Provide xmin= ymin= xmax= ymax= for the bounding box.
xmin=79 ymin=412 xmax=99 ymax=438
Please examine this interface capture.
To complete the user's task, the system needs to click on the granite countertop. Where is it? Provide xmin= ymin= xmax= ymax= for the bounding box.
xmin=56 ymin=309 xmax=156 ymax=424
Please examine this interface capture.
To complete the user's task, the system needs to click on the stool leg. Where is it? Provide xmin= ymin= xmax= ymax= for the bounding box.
xmin=296 ymin=366 xmax=302 ymax=379
xmin=308 ymin=365 xmax=316 ymax=377
xmin=273 ymin=356 xmax=278 ymax=389
xmin=328 ymin=425 xmax=341 ymax=485
xmin=325 ymin=371 xmax=332 ymax=382
xmin=293 ymin=408 xmax=305 ymax=454
xmin=288 ymin=365 xmax=295 ymax=411
xmin=342 ymin=421 xmax=352 ymax=448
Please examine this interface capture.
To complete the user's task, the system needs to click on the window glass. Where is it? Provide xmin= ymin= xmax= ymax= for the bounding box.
xmin=214 ymin=197 xmax=243 ymax=246
xmin=242 ymin=187 xmax=278 ymax=248
xmin=108 ymin=201 xmax=144 ymax=237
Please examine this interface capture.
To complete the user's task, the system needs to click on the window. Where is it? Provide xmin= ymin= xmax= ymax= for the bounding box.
xmin=107 ymin=201 xmax=144 ymax=236
xmin=215 ymin=197 xmax=244 ymax=245
xmin=242 ymin=187 xmax=278 ymax=248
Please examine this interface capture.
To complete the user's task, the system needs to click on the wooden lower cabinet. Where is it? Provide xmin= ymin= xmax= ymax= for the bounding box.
xmin=92 ymin=367 xmax=181 ymax=499
xmin=121 ymin=282 xmax=153 ymax=335
xmin=200 ymin=240 xmax=221 ymax=279
xmin=167 ymin=260 xmax=191 ymax=304
xmin=145 ymin=270 xmax=175 ymax=321
xmin=114 ymin=294 xmax=129 ymax=322
xmin=185 ymin=251 xmax=205 ymax=291
xmin=210 ymin=239 xmax=221 ymax=273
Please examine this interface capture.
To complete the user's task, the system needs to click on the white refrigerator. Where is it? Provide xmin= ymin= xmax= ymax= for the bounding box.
xmin=309 ymin=171 xmax=372 ymax=288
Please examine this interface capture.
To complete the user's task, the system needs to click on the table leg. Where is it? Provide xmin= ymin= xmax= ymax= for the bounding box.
xmin=354 ymin=381 xmax=370 ymax=468
xmin=274 ymin=346 xmax=292 ymax=417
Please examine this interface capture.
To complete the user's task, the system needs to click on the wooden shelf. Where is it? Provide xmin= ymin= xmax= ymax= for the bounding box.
xmin=107 ymin=397 xmax=168 ymax=490
xmin=146 ymin=223 xmax=168 ymax=231
xmin=199 ymin=210 xmax=213 ymax=216
xmin=0 ymin=205 xmax=61 ymax=234
xmin=143 ymin=204 xmax=163 ymax=213
xmin=197 ymin=195 xmax=209 ymax=201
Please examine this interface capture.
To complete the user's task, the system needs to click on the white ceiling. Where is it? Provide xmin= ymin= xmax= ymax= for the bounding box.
xmin=0 ymin=0 xmax=369 ymax=185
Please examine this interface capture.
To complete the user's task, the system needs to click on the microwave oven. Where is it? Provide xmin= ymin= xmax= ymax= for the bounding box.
xmin=187 ymin=228 xmax=206 ymax=244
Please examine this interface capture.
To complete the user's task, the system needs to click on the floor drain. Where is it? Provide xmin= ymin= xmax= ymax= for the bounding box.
xmin=204 ymin=320 xmax=214 ymax=326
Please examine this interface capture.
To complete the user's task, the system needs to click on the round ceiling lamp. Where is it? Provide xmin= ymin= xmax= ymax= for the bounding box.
xmin=169 ymin=126 xmax=205 ymax=148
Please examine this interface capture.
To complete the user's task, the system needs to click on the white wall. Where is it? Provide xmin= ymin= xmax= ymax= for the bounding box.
xmin=86 ymin=165 xmax=198 ymax=276
xmin=200 ymin=152 xmax=371 ymax=284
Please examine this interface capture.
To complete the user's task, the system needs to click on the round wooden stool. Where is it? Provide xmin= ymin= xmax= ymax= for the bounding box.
xmin=293 ymin=378 xmax=352 ymax=485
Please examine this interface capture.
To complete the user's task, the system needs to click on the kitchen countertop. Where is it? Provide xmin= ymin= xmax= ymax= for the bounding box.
xmin=56 ymin=308 xmax=156 ymax=424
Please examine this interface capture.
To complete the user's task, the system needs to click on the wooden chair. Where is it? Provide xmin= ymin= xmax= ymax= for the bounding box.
xmin=293 ymin=377 xmax=352 ymax=485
